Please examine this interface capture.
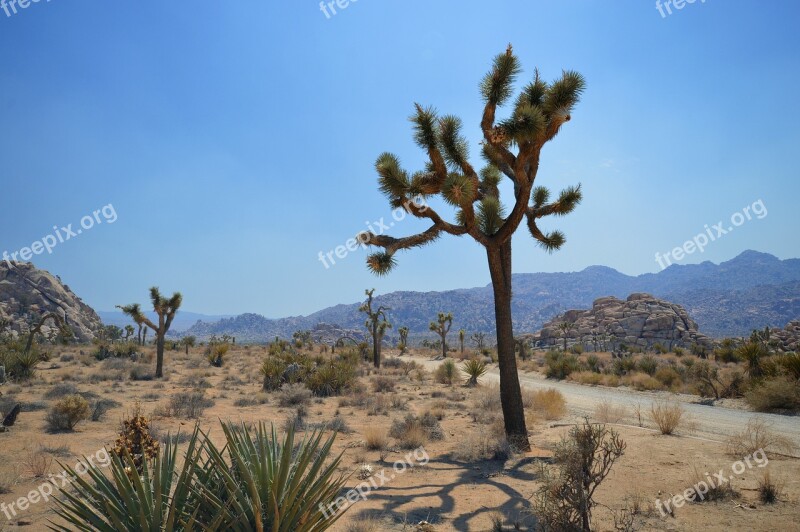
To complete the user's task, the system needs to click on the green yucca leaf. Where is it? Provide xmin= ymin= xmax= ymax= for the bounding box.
xmin=534 ymin=229 xmax=566 ymax=253
xmin=542 ymin=70 xmax=586 ymax=118
xmin=367 ymin=252 xmax=396 ymax=276
xmin=437 ymin=115 xmax=470 ymax=169
xmin=532 ymin=186 xmax=550 ymax=209
xmin=376 ymin=152 xmax=410 ymax=199
xmin=518 ymin=70 xmax=548 ymax=109
xmin=410 ymin=104 xmax=439 ymax=151
xmin=462 ymin=358 xmax=488 ymax=386
xmin=478 ymin=197 xmax=506 ymax=235
xmin=442 ymin=173 xmax=476 ymax=207
xmin=552 ymin=185 xmax=583 ymax=215
xmin=480 ymin=45 xmax=522 ymax=106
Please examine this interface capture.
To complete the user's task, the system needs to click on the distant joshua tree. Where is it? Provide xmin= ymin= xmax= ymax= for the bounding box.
xmin=458 ymin=329 xmax=466 ymax=354
xmin=359 ymin=289 xmax=391 ymax=368
xmin=558 ymin=321 xmax=577 ymax=351
xmin=360 ymin=45 xmax=585 ymax=450
xmin=515 ymin=337 xmax=529 ymax=361
xmin=429 ymin=312 xmax=453 ymax=359
xmin=24 ymin=312 xmax=72 ymax=356
xmin=123 ymin=325 xmax=135 ymax=342
xmin=471 ymin=332 xmax=486 ymax=351
xmin=398 ymin=326 xmax=409 ymax=354
xmin=181 ymin=335 xmax=196 ymax=355
xmin=118 ymin=288 xmax=182 ymax=378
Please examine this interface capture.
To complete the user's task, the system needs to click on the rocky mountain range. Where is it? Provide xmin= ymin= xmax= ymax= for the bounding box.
xmin=0 ymin=261 xmax=102 ymax=342
xmin=179 ymin=250 xmax=800 ymax=343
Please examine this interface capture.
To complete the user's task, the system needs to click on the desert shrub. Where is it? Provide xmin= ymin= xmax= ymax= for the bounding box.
xmin=24 ymin=449 xmax=53 ymax=478
xmin=206 ymin=342 xmax=230 ymax=367
xmin=277 ymin=383 xmax=312 ymax=407
xmin=90 ymin=398 xmax=122 ymax=422
xmin=390 ymin=414 xmax=443 ymax=448
xmin=233 ymin=394 xmax=269 ymax=407
xmin=569 ymin=371 xmax=603 ymax=386
xmin=372 ymin=375 xmax=396 ymax=393
xmin=305 ymin=360 xmax=356 ymax=397
xmin=610 ymin=357 xmax=637 ymax=377
xmin=46 ymin=395 xmax=90 ymax=432
xmin=474 ymin=384 xmax=502 ymax=411
xmin=0 ymin=469 xmax=19 ymax=494
xmin=283 ymin=407 xmax=307 ymax=433
xmin=653 ymin=343 xmax=667 ymax=354
xmin=649 ymin=399 xmax=684 ymax=435
xmin=585 ymin=354 xmax=601 ymax=373
xmin=673 ymin=347 xmax=685 ymax=357
xmin=44 ymin=383 xmax=80 ymax=400
xmin=434 ymin=359 xmax=458 ymax=385
xmin=462 ymin=358 xmax=487 ymax=386
xmin=726 ymin=418 xmax=795 ymax=457
xmin=167 ymin=391 xmax=214 ymax=419
xmin=569 ymin=344 xmax=584 ymax=355
xmin=533 ymin=420 xmax=626 ymax=531
xmin=545 ymin=351 xmax=580 ymax=380
xmin=637 ymin=355 xmax=658 ymax=376
xmin=714 ymin=339 xmax=740 ymax=363
xmin=260 ymin=356 xmax=288 ymax=391
xmin=654 ymin=366 xmax=681 ymax=388
xmin=776 ymin=352 xmax=800 ymax=380
xmin=593 ymin=400 xmax=627 ymax=424
xmin=52 ymin=422 xmax=348 ymax=531
xmin=745 ymin=376 xmax=800 ymax=412
xmin=382 ymin=357 xmax=403 ymax=369
xmin=129 ymin=364 xmax=154 ymax=381
xmin=524 ymin=388 xmax=567 ymax=420
xmin=363 ymin=426 xmax=389 ymax=451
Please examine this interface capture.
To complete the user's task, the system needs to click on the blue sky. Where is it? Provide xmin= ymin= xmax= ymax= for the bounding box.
xmin=1 ymin=0 xmax=798 ymax=317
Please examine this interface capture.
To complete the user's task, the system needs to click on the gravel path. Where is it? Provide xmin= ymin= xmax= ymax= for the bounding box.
xmin=409 ymin=355 xmax=800 ymax=452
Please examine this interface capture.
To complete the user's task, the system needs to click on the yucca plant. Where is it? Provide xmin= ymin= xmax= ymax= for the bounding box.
xmin=50 ymin=425 xmax=218 ymax=531
xmin=261 ymin=356 xmax=288 ymax=391
xmin=50 ymin=422 xmax=349 ymax=531
xmin=434 ymin=359 xmax=459 ymax=385
xmin=462 ymin=358 xmax=488 ymax=386
xmin=200 ymin=422 xmax=348 ymax=531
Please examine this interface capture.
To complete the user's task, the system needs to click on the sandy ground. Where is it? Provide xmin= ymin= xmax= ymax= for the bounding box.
xmin=0 ymin=346 xmax=798 ymax=532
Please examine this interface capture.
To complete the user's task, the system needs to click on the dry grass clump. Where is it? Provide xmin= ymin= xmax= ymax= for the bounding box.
xmin=624 ymin=372 xmax=664 ymax=391
xmin=345 ymin=516 xmax=383 ymax=532
xmin=594 ymin=400 xmax=628 ymax=424
xmin=758 ymin=471 xmax=783 ymax=504
xmin=363 ymin=426 xmax=389 ymax=451
xmin=0 ymin=468 xmax=19 ymax=494
xmin=389 ymin=413 xmax=444 ymax=448
xmin=649 ymin=398 xmax=684 ymax=435
xmin=156 ymin=390 xmax=215 ymax=419
xmin=434 ymin=359 xmax=459 ymax=385
xmin=523 ymin=388 xmax=567 ymax=420
xmin=451 ymin=421 xmax=510 ymax=462
xmin=726 ymin=417 xmax=795 ymax=457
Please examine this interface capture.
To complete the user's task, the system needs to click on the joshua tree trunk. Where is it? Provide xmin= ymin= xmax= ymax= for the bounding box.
xmin=372 ymin=322 xmax=380 ymax=368
xmin=487 ymin=242 xmax=529 ymax=451
xmin=156 ymin=336 xmax=165 ymax=378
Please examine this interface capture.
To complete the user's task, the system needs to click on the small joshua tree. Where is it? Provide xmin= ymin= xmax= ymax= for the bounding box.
xmin=398 ymin=326 xmax=409 ymax=354
xmin=471 ymin=332 xmax=486 ymax=351
xmin=361 ymin=45 xmax=585 ymax=450
xmin=359 ymin=289 xmax=391 ymax=368
xmin=180 ymin=335 xmax=196 ymax=355
xmin=23 ymin=312 xmax=72 ymax=357
xmin=515 ymin=337 xmax=529 ymax=361
xmin=429 ymin=312 xmax=453 ymax=359
xmin=123 ymin=325 xmax=135 ymax=342
xmin=118 ymin=288 xmax=182 ymax=378
xmin=558 ymin=321 xmax=577 ymax=352
xmin=459 ymin=329 xmax=466 ymax=354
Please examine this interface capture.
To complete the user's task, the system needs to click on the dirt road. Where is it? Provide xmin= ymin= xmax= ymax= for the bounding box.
xmin=409 ymin=355 xmax=800 ymax=452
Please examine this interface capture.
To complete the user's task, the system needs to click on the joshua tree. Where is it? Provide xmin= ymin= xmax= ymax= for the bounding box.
xmin=429 ymin=312 xmax=453 ymax=359
xmin=118 ymin=288 xmax=182 ymax=378
xmin=121 ymin=303 xmax=146 ymax=346
xmin=361 ymin=45 xmax=585 ymax=450
xmin=359 ymin=289 xmax=391 ymax=368
xmin=558 ymin=321 xmax=577 ymax=352
xmin=458 ymin=329 xmax=466 ymax=354
xmin=471 ymin=332 xmax=486 ymax=351
xmin=398 ymin=326 xmax=409 ymax=354
xmin=123 ymin=325 xmax=135 ymax=342
xmin=24 ymin=312 xmax=72 ymax=356
xmin=181 ymin=335 xmax=196 ymax=355
xmin=515 ymin=337 xmax=529 ymax=361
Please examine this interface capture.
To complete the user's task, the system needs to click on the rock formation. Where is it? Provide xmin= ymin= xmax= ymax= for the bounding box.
xmin=0 ymin=262 xmax=102 ymax=342
xmin=532 ymin=293 xmax=713 ymax=351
